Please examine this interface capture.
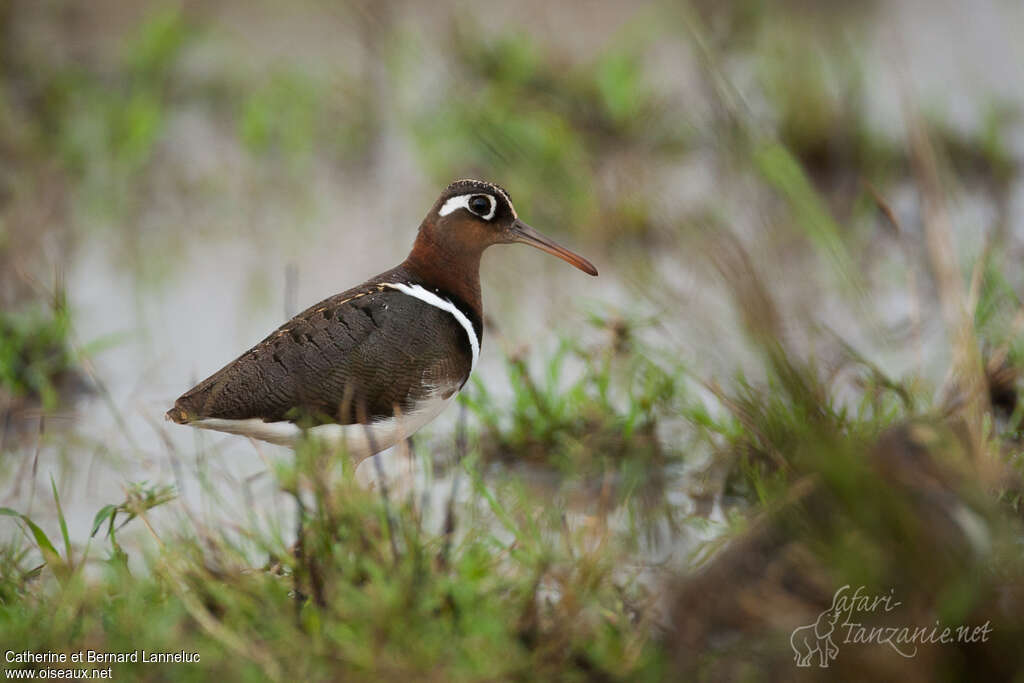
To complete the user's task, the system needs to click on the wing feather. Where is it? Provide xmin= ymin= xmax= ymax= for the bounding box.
xmin=168 ymin=285 xmax=473 ymax=425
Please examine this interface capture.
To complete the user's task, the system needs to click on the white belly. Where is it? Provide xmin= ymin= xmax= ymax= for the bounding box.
xmin=190 ymin=392 xmax=455 ymax=464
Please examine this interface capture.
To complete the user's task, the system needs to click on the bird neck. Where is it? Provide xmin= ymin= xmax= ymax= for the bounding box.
xmin=402 ymin=228 xmax=484 ymax=320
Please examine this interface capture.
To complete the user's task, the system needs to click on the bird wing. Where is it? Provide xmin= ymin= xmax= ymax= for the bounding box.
xmin=168 ymin=284 xmax=474 ymax=425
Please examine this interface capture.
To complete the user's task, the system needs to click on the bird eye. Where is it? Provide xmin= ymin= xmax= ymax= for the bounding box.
xmin=468 ymin=195 xmax=492 ymax=217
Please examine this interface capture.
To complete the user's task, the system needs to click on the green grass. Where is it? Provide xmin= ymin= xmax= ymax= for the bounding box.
xmin=409 ymin=23 xmax=689 ymax=244
xmin=0 ymin=292 xmax=77 ymax=413
xmin=43 ymin=8 xmax=191 ymax=217
xmin=3 ymin=276 xmax=1022 ymax=679
xmin=0 ymin=442 xmax=667 ymax=681
xmin=464 ymin=316 xmax=683 ymax=470
xmin=2 ymin=1 xmax=1024 ymax=680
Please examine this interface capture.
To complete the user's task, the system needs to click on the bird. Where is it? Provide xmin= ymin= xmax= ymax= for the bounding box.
xmin=166 ymin=179 xmax=598 ymax=466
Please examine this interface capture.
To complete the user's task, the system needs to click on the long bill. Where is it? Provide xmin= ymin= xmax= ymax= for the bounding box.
xmin=508 ymin=219 xmax=599 ymax=276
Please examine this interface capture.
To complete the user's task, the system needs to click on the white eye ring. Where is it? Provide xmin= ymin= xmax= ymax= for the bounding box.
xmin=439 ymin=193 xmax=497 ymax=221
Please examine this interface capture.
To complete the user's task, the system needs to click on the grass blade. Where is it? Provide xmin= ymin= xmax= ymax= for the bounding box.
xmin=50 ymin=474 xmax=73 ymax=566
xmin=1 ymin=506 xmax=70 ymax=582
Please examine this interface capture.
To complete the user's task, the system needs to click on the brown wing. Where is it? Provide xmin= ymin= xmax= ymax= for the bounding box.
xmin=167 ymin=285 xmax=474 ymax=425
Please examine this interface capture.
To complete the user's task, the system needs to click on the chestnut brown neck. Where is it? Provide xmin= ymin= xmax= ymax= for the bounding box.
xmin=401 ymin=222 xmax=484 ymax=319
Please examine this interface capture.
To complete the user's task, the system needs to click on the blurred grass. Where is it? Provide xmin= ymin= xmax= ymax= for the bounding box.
xmin=464 ymin=317 xmax=682 ymax=469
xmin=1 ymin=1 xmax=1024 ymax=680
xmin=410 ymin=23 xmax=690 ymax=244
xmin=0 ymin=286 xmax=86 ymax=418
xmin=0 ymin=450 xmax=668 ymax=682
xmin=44 ymin=8 xmax=190 ymax=217
xmin=0 ymin=302 xmax=72 ymax=413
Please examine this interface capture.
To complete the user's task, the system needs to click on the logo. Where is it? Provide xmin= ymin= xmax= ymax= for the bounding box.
xmin=790 ymin=585 xmax=993 ymax=668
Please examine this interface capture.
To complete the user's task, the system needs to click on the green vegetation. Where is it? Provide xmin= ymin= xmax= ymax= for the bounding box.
xmin=44 ymin=9 xmax=191 ymax=216
xmin=465 ymin=317 xmax=682 ymax=469
xmin=0 ymin=293 xmax=77 ymax=413
xmin=239 ymin=71 xmax=322 ymax=165
xmin=411 ymin=24 xmax=689 ymax=244
xmin=0 ymin=449 xmax=666 ymax=681
xmin=1 ymin=1 xmax=1024 ymax=681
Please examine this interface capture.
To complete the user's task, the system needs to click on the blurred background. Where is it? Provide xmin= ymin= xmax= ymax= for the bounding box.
xmin=3 ymin=0 xmax=1024 ymax=679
